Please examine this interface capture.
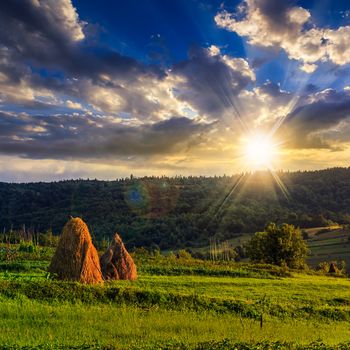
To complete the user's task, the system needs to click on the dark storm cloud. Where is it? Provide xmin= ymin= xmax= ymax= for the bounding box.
xmin=281 ymin=89 xmax=350 ymax=149
xmin=172 ymin=46 xmax=255 ymax=117
xmin=0 ymin=112 xmax=212 ymax=159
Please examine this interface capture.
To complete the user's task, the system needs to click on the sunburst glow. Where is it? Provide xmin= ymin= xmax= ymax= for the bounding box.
xmin=242 ymin=134 xmax=279 ymax=170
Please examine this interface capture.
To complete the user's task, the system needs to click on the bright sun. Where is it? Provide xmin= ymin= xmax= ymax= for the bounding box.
xmin=242 ymin=134 xmax=278 ymax=170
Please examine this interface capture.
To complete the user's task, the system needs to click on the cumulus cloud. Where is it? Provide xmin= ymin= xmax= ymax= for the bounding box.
xmin=65 ymin=100 xmax=83 ymax=110
xmin=0 ymin=3 xmax=257 ymax=121
xmin=1 ymin=2 xmax=252 ymax=169
xmin=0 ymin=0 xmax=349 ymax=179
xmin=0 ymin=0 xmax=182 ymax=124
xmin=215 ymin=0 xmax=350 ymax=72
xmin=0 ymin=0 xmax=85 ymax=69
xmin=0 ymin=0 xmax=163 ymax=101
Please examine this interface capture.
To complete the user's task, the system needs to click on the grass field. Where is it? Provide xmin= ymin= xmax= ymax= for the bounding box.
xmin=1 ymin=247 xmax=350 ymax=349
xmin=2 ymin=298 xmax=350 ymax=349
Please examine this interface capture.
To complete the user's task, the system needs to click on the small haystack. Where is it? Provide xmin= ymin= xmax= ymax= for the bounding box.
xmin=328 ymin=262 xmax=338 ymax=274
xmin=49 ymin=217 xmax=103 ymax=284
xmin=100 ymin=233 xmax=137 ymax=280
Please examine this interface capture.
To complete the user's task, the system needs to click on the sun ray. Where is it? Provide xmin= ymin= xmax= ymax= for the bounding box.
xmin=270 ymin=170 xmax=290 ymax=200
xmin=213 ymin=172 xmax=248 ymax=217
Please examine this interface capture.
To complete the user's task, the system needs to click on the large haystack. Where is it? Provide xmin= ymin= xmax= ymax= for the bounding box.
xmin=100 ymin=233 xmax=137 ymax=280
xmin=48 ymin=217 xmax=103 ymax=284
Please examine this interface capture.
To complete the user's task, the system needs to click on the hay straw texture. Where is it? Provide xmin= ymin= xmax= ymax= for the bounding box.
xmin=49 ymin=217 xmax=103 ymax=284
xmin=100 ymin=233 xmax=137 ymax=281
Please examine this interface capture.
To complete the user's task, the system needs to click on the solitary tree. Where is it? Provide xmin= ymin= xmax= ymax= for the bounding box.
xmin=246 ymin=223 xmax=308 ymax=269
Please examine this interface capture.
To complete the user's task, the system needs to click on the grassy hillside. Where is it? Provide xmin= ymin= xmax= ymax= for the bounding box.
xmin=307 ymin=226 xmax=350 ymax=268
xmin=181 ymin=226 xmax=350 ymax=270
xmin=1 ymin=168 xmax=350 ymax=251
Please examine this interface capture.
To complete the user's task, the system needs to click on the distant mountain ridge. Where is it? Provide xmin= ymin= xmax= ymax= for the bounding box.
xmin=0 ymin=167 xmax=350 ymax=250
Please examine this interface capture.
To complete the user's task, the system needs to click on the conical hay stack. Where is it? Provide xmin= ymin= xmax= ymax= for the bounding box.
xmin=100 ymin=233 xmax=137 ymax=280
xmin=49 ymin=217 xmax=103 ymax=284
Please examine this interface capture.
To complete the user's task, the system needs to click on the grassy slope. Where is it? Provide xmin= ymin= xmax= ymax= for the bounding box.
xmin=307 ymin=227 xmax=350 ymax=268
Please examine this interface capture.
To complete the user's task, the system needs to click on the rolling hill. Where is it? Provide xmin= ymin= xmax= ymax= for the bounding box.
xmin=0 ymin=168 xmax=350 ymax=251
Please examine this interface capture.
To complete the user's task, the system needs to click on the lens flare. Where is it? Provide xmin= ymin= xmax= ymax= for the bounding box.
xmin=124 ymin=179 xmax=179 ymax=217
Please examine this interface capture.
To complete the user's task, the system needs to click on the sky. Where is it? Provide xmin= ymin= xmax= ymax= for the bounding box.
xmin=0 ymin=0 xmax=350 ymax=182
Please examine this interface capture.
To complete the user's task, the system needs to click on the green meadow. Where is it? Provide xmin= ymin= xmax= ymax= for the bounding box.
xmin=1 ymin=248 xmax=350 ymax=349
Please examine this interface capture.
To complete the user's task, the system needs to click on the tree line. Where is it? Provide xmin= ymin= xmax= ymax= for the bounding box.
xmin=0 ymin=167 xmax=349 ymax=250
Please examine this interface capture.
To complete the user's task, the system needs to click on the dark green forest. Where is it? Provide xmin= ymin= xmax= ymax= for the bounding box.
xmin=0 ymin=167 xmax=350 ymax=250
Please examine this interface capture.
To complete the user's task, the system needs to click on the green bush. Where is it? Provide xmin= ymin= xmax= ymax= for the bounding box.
xmin=246 ymin=223 xmax=308 ymax=269
xmin=177 ymin=249 xmax=192 ymax=260
xmin=18 ymin=241 xmax=36 ymax=253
